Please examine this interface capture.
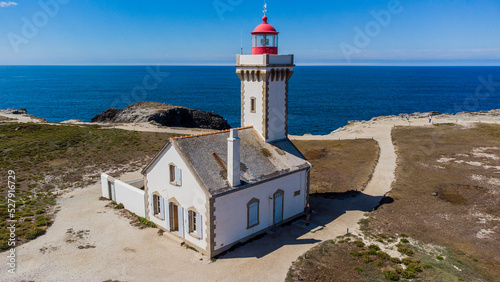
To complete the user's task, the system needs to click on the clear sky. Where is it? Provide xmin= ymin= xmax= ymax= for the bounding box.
xmin=1 ymin=0 xmax=500 ymax=65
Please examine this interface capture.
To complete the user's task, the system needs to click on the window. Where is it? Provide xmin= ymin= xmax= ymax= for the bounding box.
xmin=169 ymin=164 xmax=182 ymax=186
xmin=152 ymin=194 xmax=164 ymax=220
xmin=247 ymin=198 xmax=260 ymax=229
xmin=187 ymin=210 xmax=203 ymax=239
xmin=250 ymin=97 xmax=256 ymax=113
xmin=189 ymin=210 xmax=197 ymax=233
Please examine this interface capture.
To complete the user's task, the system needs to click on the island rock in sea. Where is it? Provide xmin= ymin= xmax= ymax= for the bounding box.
xmin=91 ymin=102 xmax=231 ymax=130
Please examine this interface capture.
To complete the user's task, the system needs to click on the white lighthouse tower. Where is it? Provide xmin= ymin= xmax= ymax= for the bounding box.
xmin=236 ymin=8 xmax=294 ymax=143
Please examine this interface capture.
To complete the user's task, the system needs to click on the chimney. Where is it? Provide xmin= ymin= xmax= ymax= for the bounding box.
xmin=227 ymin=128 xmax=241 ymax=187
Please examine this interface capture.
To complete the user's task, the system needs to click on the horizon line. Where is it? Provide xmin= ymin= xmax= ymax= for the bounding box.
xmin=1 ymin=64 xmax=500 ymax=67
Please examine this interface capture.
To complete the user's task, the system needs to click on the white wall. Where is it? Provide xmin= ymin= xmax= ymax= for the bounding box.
xmin=145 ymin=144 xmax=208 ymax=250
xmin=238 ymin=55 xmax=265 ymax=65
xmin=242 ymin=80 xmax=264 ymax=137
xmin=240 ymin=66 xmax=292 ymax=142
xmin=101 ymin=173 xmax=110 ymax=199
xmin=101 ymin=173 xmax=146 ymax=217
xmin=213 ymin=170 xmax=307 ymax=251
xmin=114 ymin=179 xmax=146 ymax=218
xmin=267 ymin=78 xmax=287 ymax=142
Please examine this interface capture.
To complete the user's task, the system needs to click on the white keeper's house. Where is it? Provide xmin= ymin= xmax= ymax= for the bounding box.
xmin=101 ymin=13 xmax=311 ymax=257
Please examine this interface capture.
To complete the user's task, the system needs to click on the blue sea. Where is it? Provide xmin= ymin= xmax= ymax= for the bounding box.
xmin=0 ymin=66 xmax=499 ymax=135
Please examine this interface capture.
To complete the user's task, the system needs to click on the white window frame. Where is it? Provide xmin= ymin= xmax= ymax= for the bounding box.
xmin=247 ymin=198 xmax=260 ymax=229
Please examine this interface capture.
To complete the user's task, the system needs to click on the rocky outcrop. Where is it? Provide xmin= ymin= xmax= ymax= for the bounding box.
xmin=0 ymin=108 xmax=28 ymax=115
xmin=91 ymin=102 xmax=231 ymax=130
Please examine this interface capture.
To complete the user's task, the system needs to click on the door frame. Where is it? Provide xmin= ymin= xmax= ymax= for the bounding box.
xmin=108 ymin=181 xmax=115 ymax=201
xmin=169 ymin=202 xmax=179 ymax=231
xmin=273 ymin=189 xmax=284 ymax=225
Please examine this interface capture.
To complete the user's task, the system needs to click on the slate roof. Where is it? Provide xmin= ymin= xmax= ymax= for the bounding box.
xmin=144 ymin=127 xmax=310 ymax=197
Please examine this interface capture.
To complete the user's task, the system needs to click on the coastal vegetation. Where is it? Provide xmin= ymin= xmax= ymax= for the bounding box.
xmin=0 ymin=122 xmax=177 ymax=250
xmin=287 ymin=123 xmax=500 ymax=281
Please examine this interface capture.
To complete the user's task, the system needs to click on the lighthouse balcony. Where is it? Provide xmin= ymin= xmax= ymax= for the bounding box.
xmin=236 ymin=54 xmax=294 ymax=67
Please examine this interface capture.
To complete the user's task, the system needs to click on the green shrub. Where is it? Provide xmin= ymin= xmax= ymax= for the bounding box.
xmin=377 ymin=251 xmax=391 ymax=260
xmin=355 ymin=267 xmax=363 ymax=272
xmin=25 ymin=228 xmax=46 ymax=240
xmin=423 ymin=264 xmax=433 ymax=269
xmin=390 ymin=257 xmax=402 ymax=264
xmin=384 ymin=271 xmax=400 ymax=281
xmin=396 ymin=243 xmax=414 ymax=256
xmin=115 ymin=203 xmax=124 ymax=209
xmin=401 ymin=271 xmax=416 ymax=279
xmin=138 ymin=217 xmax=156 ymax=228
xmin=351 ymin=250 xmax=363 ymax=258
xmin=369 ymin=244 xmax=381 ymax=251
xmin=376 ymin=261 xmax=383 ymax=267
xmin=402 ymin=257 xmax=419 ymax=265
xmin=354 ymin=240 xmax=365 ymax=248
xmin=400 ymin=238 xmax=409 ymax=243
xmin=364 ymin=256 xmax=374 ymax=264
xmin=436 ymin=256 xmax=444 ymax=261
xmin=400 ymin=233 xmax=408 ymax=238
xmin=35 ymin=215 xmax=49 ymax=226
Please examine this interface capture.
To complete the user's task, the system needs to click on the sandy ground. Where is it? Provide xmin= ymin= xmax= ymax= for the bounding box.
xmin=2 ymin=112 xmax=500 ymax=281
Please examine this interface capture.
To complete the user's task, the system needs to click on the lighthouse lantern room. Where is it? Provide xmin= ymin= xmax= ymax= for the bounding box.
xmin=252 ymin=16 xmax=279 ymax=55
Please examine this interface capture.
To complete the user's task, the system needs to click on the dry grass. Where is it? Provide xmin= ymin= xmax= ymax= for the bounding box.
xmin=367 ymin=123 xmax=500 ymax=281
xmin=293 ymin=139 xmax=380 ymax=194
xmin=288 ymin=124 xmax=500 ymax=281
xmin=0 ymin=116 xmax=15 ymax=121
xmin=0 ymin=122 xmax=177 ymax=250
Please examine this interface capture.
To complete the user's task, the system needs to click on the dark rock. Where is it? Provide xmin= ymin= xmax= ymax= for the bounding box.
xmin=13 ymin=108 xmax=28 ymax=115
xmin=91 ymin=108 xmax=123 ymax=123
xmin=91 ymin=102 xmax=231 ymax=130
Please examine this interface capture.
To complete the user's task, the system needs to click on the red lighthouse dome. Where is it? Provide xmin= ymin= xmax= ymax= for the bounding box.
xmin=251 ymin=16 xmax=279 ymax=55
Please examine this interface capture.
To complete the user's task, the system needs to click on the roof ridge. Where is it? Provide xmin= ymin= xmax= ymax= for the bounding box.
xmin=172 ymin=126 xmax=254 ymax=140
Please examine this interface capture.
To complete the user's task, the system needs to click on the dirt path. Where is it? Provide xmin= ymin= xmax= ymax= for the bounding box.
xmin=3 ymin=114 xmax=500 ymax=281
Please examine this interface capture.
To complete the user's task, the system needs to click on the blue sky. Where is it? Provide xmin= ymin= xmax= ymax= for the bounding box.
xmin=1 ymin=0 xmax=500 ymax=65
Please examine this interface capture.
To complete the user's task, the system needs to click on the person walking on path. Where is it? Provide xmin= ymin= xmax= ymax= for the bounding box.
xmin=304 ymin=203 xmax=312 ymax=226
xmin=429 ymin=115 xmax=433 ymax=124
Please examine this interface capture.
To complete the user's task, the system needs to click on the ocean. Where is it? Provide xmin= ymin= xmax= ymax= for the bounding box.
xmin=0 ymin=66 xmax=499 ymax=135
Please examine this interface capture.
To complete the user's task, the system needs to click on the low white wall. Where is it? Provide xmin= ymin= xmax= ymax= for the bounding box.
xmin=114 ymin=179 xmax=146 ymax=218
xmin=101 ymin=173 xmax=146 ymax=218
xmin=101 ymin=173 xmax=110 ymax=199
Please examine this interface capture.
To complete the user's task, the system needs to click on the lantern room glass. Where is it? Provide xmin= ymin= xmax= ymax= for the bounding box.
xmin=253 ymin=34 xmax=278 ymax=48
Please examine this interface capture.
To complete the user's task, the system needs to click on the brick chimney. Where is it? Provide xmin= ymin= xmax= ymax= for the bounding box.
xmin=227 ymin=128 xmax=241 ymax=186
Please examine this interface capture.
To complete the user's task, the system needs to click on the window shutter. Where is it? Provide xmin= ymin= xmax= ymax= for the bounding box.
xmin=159 ymin=197 xmax=165 ymax=220
xmin=149 ymin=194 xmax=154 ymax=215
xmin=196 ymin=213 xmax=203 ymax=239
xmin=178 ymin=206 xmax=184 ymax=238
xmin=175 ymin=167 xmax=182 ymax=186
xmin=185 ymin=209 xmax=189 ymax=234
xmin=165 ymin=200 xmax=170 ymax=231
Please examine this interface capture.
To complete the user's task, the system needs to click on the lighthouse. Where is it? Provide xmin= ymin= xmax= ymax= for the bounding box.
xmin=236 ymin=8 xmax=294 ymax=143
